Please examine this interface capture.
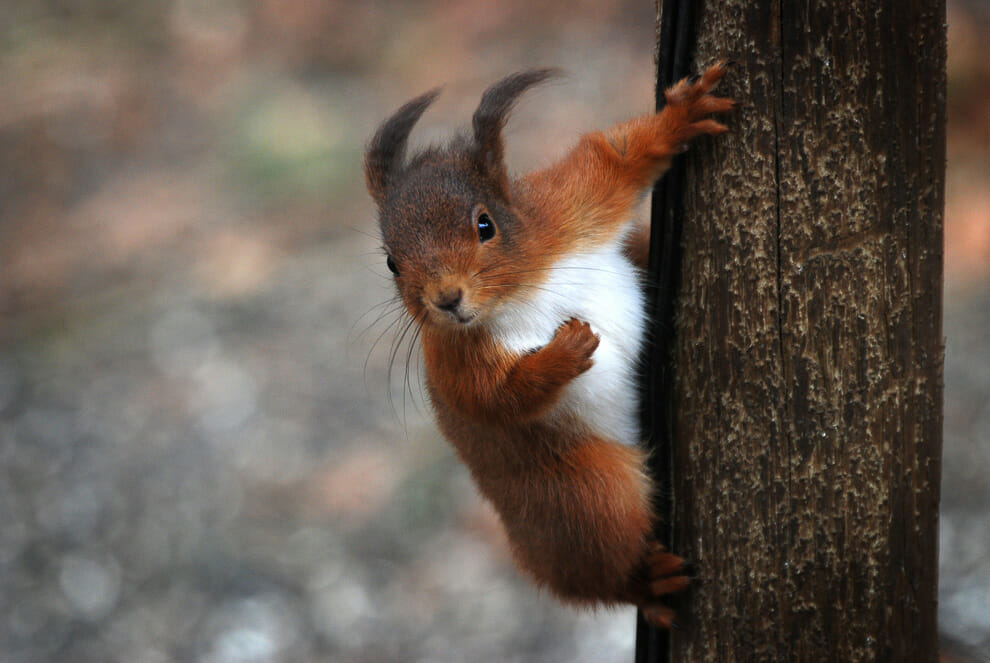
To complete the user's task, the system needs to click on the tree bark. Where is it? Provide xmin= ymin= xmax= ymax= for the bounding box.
xmin=664 ymin=2 xmax=945 ymax=661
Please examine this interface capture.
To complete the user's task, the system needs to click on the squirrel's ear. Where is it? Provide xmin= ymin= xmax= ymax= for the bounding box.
xmin=471 ymin=69 xmax=559 ymax=197
xmin=365 ymin=88 xmax=441 ymax=205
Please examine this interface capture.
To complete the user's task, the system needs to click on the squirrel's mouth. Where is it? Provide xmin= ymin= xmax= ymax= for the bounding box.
xmin=423 ymin=302 xmax=477 ymax=327
xmin=425 ymin=289 xmax=477 ymax=326
xmin=441 ymin=309 xmax=477 ymax=326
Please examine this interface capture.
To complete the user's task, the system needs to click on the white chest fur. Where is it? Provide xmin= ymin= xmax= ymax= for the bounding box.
xmin=487 ymin=239 xmax=646 ymax=446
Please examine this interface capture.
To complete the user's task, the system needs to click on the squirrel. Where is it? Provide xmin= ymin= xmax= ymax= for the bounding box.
xmin=365 ymin=63 xmax=733 ymax=628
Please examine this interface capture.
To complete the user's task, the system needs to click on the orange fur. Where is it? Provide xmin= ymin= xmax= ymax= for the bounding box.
xmin=366 ymin=63 xmax=733 ymax=627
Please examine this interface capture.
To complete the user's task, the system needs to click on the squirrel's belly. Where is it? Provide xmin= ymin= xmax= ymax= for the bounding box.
xmin=489 ymin=244 xmax=646 ymax=446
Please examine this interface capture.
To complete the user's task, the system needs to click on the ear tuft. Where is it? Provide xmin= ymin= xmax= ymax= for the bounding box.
xmin=471 ymin=69 xmax=561 ymax=194
xmin=365 ymin=88 xmax=442 ymax=205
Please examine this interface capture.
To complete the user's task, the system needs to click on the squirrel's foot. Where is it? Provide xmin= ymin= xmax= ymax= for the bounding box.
xmin=637 ymin=541 xmax=693 ymax=629
xmin=662 ymin=61 xmax=736 ymax=144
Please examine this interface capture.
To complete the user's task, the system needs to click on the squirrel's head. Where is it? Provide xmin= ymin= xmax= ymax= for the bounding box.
xmin=365 ymin=70 xmax=558 ymax=329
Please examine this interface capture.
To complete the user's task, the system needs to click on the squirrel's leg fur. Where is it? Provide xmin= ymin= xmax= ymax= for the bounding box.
xmin=521 ymin=62 xmax=733 ymax=251
xmin=422 ymin=319 xmax=600 ymax=427
xmin=597 ymin=61 xmax=734 ymax=190
xmin=496 ymin=437 xmax=654 ymax=599
xmin=488 ymin=435 xmax=691 ymax=627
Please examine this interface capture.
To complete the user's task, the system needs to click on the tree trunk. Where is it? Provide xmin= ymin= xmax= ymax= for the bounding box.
xmin=661 ymin=1 xmax=945 ymax=661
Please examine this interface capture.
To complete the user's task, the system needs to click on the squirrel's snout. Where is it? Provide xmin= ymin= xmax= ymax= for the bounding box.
xmin=434 ymin=287 xmax=463 ymax=313
xmin=426 ymin=283 xmax=475 ymax=325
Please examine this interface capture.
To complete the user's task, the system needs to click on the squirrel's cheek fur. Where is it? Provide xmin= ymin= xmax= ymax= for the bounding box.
xmin=368 ymin=62 xmax=733 ymax=628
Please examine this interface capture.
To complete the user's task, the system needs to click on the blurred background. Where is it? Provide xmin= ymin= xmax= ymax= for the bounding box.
xmin=0 ymin=1 xmax=987 ymax=662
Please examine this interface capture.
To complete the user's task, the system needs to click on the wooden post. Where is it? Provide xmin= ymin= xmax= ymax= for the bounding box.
xmin=646 ymin=1 xmax=946 ymax=661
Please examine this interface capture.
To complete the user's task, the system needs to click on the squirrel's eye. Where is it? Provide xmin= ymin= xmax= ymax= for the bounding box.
xmin=477 ymin=212 xmax=496 ymax=242
xmin=386 ymin=255 xmax=399 ymax=276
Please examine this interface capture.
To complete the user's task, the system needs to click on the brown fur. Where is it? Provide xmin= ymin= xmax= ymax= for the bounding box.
xmin=366 ymin=63 xmax=734 ymax=627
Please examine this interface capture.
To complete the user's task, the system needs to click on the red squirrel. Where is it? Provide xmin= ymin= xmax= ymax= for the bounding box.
xmin=365 ymin=63 xmax=733 ymax=628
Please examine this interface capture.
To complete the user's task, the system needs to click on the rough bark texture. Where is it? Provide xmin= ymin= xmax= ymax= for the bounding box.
xmin=666 ymin=2 xmax=945 ymax=661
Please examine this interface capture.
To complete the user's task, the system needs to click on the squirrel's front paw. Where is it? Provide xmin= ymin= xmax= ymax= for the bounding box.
xmin=663 ymin=61 xmax=736 ymax=146
xmin=551 ymin=318 xmax=600 ymax=375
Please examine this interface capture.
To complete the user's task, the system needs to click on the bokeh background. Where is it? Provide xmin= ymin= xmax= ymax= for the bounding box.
xmin=1 ymin=2 xmax=988 ymax=662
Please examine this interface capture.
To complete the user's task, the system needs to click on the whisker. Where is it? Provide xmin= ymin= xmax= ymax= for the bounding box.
xmin=475 ymin=281 xmax=599 ymax=294
xmin=359 ymin=299 xmax=410 ymax=350
xmin=387 ymin=307 xmax=429 ymax=423
xmin=477 ymin=265 xmax=631 ymax=285
xmin=471 ymin=256 xmax=522 ymax=279
xmin=402 ymin=314 xmax=427 ymax=424
xmin=348 ymin=226 xmax=383 ymax=242
xmin=362 ymin=308 xmax=410 ymax=383
xmin=352 ymin=297 xmax=407 ymax=337
xmin=472 ymin=245 xmax=638 ymax=279
xmin=386 ymin=315 xmax=417 ymax=417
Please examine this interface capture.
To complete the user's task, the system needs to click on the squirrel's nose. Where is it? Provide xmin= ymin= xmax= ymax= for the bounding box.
xmin=435 ymin=288 xmax=463 ymax=312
